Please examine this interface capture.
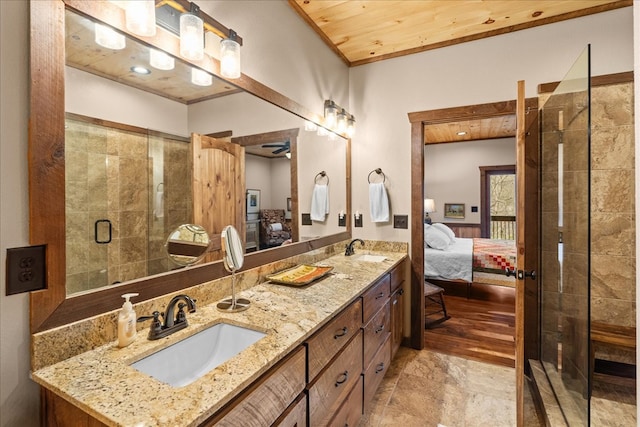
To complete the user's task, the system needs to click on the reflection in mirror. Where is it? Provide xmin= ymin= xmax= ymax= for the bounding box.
xmin=165 ymin=224 xmax=211 ymax=267
xmin=29 ymin=0 xmax=351 ymax=333
xmin=217 ymin=225 xmax=250 ymax=313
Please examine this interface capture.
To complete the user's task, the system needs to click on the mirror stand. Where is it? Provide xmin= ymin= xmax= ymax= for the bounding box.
xmin=216 ymin=269 xmax=251 ymax=313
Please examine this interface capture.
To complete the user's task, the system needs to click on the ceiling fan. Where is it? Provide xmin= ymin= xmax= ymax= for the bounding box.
xmin=262 ymin=140 xmax=290 ymax=155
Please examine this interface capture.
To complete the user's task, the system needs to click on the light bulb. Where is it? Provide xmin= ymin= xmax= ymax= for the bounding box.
xmin=180 ymin=13 xmax=204 ymax=61
xmin=324 ymin=101 xmax=337 ymax=129
xmin=346 ymin=115 xmax=356 ymax=138
xmin=220 ymin=36 xmax=241 ymax=79
xmin=149 ymin=49 xmax=175 ymax=70
xmin=125 ymin=0 xmax=156 ymax=37
xmin=94 ymin=23 xmax=125 ymax=50
xmin=191 ymin=68 xmax=212 ymax=86
xmin=336 ymin=109 xmax=347 ymax=134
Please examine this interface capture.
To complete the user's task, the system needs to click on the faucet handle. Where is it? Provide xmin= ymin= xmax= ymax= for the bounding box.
xmin=176 ymin=303 xmax=187 ymax=324
xmin=137 ymin=311 xmax=162 ymax=338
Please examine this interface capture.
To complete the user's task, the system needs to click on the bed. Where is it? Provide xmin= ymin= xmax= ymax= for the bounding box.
xmin=423 ymin=223 xmax=516 ymax=292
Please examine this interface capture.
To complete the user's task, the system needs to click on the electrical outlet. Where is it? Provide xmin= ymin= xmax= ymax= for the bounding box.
xmin=354 ymin=214 xmax=363 ymax=228
xmin=338 ymin=214 xmax=346 ymax=227
xmin=301 ymin=213 xmax=312 ymax=225
xmin=6 ymin=245 xmax=47 ymax=295
xmin=393 ymin=215 xmax=408 ymax=229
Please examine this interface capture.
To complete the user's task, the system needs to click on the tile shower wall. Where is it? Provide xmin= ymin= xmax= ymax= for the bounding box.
xmin=65 ymin=117 xmax=192 ymax=294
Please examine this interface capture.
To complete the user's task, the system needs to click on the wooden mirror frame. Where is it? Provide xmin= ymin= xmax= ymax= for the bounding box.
xmin=29 ymin=0 xmax=351 ymax=333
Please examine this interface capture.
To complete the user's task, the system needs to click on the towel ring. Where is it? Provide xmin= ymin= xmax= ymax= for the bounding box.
xmin=367 ymin=168 xmax=386 ymax=183
xmin=315 ymin=171 xmax=329 ymax=185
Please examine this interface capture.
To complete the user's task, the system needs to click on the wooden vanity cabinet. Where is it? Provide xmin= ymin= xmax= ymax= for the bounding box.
xmin=390 ymin=260 xmax=406 ymax=359
xmin=328 ymin=375 xmax=364 ymax=427
xmin=201 ymin=346 xmax=306 ymax=427
xmin=273 ymin=394 xmax=307 ymax=427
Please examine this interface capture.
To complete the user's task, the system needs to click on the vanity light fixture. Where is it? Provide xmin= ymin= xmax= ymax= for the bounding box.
xmin=324 ymin=100 xmax=338 ymax=129
xmin=346 ymin=115 xmax=356 ymax=138
xmin=323 ymin=100 xmax=355 ymax=137
xmin=130 ymin=65 xmax=151 ymax=75
xmin=94 ymin=23 xmax=126 ymax=50
xmin=336 ymin=109 xmax=347 ymax=134
xmin=220 ymin=30 xmax=241 ymax=79
xmin=180 ymin=8 xmax=204 ymax=61
xmin=191 ymin=67 xmax=212 ymax=86
xmin=149 ymin=48 xmax=175 ymax=70
xmin=125 ymin=0 xmax=156 ymax=37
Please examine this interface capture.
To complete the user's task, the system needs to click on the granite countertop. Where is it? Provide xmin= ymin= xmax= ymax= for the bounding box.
xmin=32 ymin=250 xmax=406 ymax=427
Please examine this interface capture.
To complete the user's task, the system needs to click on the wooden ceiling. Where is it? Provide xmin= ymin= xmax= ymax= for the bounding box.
xmin=289 ymin=0 xmax=630 ymax=67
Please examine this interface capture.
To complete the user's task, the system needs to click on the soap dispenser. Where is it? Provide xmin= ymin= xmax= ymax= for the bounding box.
xmin=118 ymin=293 xmax=139 ymax=348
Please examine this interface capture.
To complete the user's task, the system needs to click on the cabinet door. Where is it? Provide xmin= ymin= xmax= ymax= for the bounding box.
xmin=363 ymin=300 xmax=390 ymax=369
xmin=363 ymin=337 xmax=391 ymax=408
xmin=362 ymin=275 xmax=390 ymax=324
xmin=391 ymin=287 xmax=404 ymax=359
xmin=329 ymin=375 xmax=363 ymax=427
xmin=273 ymin=393 xmax=307 ymax=427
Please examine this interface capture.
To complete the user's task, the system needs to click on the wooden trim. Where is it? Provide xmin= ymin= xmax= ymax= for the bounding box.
xmin=29 ymin=0 xmax=350 ymax=334
xmin=409 ymin=120 xmax=425 ymax=350
xmin=409 ymin=100 xmax=516 ymax=124
xmin=538 ymin=71 xmax=634 ymax=94
xmin=66 ymin=112 xmax=190 ymax=142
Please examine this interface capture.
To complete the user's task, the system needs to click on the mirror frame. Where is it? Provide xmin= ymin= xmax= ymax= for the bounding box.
xmin=29 ymin=0 xmax=351 ymax=333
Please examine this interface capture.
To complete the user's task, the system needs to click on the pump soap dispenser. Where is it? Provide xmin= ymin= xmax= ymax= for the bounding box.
xmin=118 ymin=293 xmax=139 ymax=348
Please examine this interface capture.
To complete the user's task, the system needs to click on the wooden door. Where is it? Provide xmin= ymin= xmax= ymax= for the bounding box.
xmin=191 ymin=133 xmax=245 ymax=263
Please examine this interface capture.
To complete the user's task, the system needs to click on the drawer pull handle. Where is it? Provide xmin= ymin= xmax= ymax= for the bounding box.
xmin=335 ymin=371 xmax=349 ymax=387
xmin=375 ymin=325 xmax=384 ymax=334
xmin=375 ymin=292 xmax=385 ymax=299
xmin=375 ymin=362 xmax=385 ymax=374
xmin=334 ymin=327 xmax=348 ymax=339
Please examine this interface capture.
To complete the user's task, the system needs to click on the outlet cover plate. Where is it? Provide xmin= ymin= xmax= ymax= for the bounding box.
xmin=301 ymin=213 xmax=312 ymax=225
xmin=338 ymin=214 xmax=346 ymax=227
xmin=6 ymin=245 xmax=47 ymax=295
xmin=354 ymin=214 xmax=363 ymax=228
xmin=393 ymin=215 xmax=408 ymax=229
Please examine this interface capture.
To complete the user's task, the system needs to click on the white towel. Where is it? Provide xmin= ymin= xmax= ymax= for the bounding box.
xmin=310 ymin=184 xmax=329 ymax=221
xmin=369 ymin=182 xmax=389 ymax=222
xmin=154 ymin=191 xmax=164 ymax=219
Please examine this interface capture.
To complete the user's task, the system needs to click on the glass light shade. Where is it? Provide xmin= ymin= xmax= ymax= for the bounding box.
xmin=304 ymin=120 xmax=318 ymax=132
xmin=424 ymin=198 xmax=436 ymax=213
xmin=125 ymin=0 xmax=156 ymax=37
xmin=180 ymin=13 xmax=204 ymax=61
xmin=336 ymin=109 xmax=347 ymax=134
xmin=94 ymin=23 xmax=126 ymax=50
xmin=220 ymin=38 xmax=241 ymax=79
xmin=324 ymin=101 xmax=337 ymax=128
xmin=346 ymin=115 xmax=356 ymax=138
xmin=191 ymin=68 xmax=212 ymax=86
xmin=149 ymin=49 xmax=175 ymax=70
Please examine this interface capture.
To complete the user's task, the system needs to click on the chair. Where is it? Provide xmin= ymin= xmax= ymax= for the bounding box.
xmin=259 ymin=209 xmax=291 ymax=248
xmin=424 ymin=281 xmax=451 ymax=328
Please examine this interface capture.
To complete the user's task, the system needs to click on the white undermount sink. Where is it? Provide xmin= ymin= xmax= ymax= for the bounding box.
xmin=131 ymin=322 xmax=266 ymax=387
xmin=353 ymin=254 xmax=387 ymax=263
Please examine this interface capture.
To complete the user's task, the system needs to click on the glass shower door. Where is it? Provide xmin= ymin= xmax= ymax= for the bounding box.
xmin=540 ymin=46 xmax=591 ymax=425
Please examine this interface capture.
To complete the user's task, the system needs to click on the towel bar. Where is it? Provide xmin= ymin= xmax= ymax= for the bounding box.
xmin=314 ymin=171 xmax=329 ymax=184
xmin=367 ymin=168 xmax=386 ymax=183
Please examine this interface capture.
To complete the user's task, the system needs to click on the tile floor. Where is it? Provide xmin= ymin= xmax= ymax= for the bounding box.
xmin=360 ymin=347 xmax=542 ymax=427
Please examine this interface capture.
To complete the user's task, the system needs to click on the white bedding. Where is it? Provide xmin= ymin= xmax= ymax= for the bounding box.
xmin=424 ymin=237 xmax=473 ymax=282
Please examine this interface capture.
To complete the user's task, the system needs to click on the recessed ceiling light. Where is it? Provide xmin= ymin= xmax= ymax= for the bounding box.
xmin=457 ymin=131 xmax=467 ymax=136
xmin=130 ymin=65 xmax=151 ymax=75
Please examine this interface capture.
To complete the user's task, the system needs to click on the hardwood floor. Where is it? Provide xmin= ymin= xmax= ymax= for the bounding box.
xmin=424 ymin=282 xmax=516 ymax=368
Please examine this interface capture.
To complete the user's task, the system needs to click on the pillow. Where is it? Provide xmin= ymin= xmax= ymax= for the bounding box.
xmin=432 ymin=223 xmax=455 ymax=244
xmin=424 ymin=225 xmax=451 ymax=250
xmin=269 ymin=222 xmax=283 ymax=232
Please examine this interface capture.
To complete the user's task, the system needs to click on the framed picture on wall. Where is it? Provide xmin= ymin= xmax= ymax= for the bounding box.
xmin=444 ymin=203 xmax=465 ymax=219
xmin=247 ymin=189 xmax=260 ymax=218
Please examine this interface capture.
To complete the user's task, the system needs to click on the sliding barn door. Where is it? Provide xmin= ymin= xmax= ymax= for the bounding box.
xmin=191 ymin=133 xmax=245 ymax=262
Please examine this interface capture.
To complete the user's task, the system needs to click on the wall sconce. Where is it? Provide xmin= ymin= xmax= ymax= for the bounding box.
xmin=220 ymin=30 xmax=241 ymax=79
xmin=94 ymin=23 xmax=126 ymax=50
xmin=180 ymin=7 xmax=204 ymax=60
xmin=424 ymin=198 xmax=435 ymax=224
xmin=324 ymin=100 xmax=356 ymax=137
xmin=125 ymin=0 xmax=156 ymax=37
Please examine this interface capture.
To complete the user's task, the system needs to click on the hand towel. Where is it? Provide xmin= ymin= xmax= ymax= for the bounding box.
xmin=154 ymin=191 xmax=164 ymax=219
xmin=369 ymin=182 xmax=389 ymax=222
xmin=310 ymin=183 xmax=329 ymax=221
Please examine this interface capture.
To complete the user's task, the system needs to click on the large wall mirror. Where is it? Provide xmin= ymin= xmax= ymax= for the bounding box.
xmin=29 ymin=0 xmax=351 ymax=332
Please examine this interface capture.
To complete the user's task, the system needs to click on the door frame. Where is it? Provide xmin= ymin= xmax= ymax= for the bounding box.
xmin=407 ymin=98 xmax=539 ymax=363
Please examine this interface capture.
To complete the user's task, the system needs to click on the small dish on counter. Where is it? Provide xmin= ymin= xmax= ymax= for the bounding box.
xmin=266 ymin=264 xmax=334 ymax=286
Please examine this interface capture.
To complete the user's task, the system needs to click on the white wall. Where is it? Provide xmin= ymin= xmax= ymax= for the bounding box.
xmin=349 ymin=7 xmax=634 ymax=243
xmin=245 ymin=155 xmax=291 ymax=211
xmin=424 ymin=138 xmax=516 ymax=224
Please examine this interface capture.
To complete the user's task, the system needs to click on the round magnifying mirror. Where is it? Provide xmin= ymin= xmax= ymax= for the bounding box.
xmin=217 ymin=225 xmax=249 ymax=312
xmin=221 ymin=225 xmax=244 ymax=272
xmin=165 ymin=224 xmax=211 ymax=266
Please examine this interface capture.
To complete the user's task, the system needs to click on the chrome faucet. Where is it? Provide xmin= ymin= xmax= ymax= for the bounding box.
xmin=138 ymin=294 xmax=196 ymax=340
xmin=345 ymin=238 xmax=365 ymax=256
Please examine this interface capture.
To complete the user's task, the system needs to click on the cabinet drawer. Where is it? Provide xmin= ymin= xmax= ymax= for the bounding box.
xmin=363 ymin=301 xmax=390 ymax=369
xmin=203 ymin=346 xmax=306 ymax=426
xmin=308 ymin=331 xmax=363 ymax=426
xmin=390 ymin=261 xmax=405 ymax=293
xmin=363 ymin=337 xmax=391 ymax=408
xmin=273 ymin=393 xmax=307 ymax=427
xmin=307 ymin=299 xmax=362 ymax=381
xmin=328 ymin=375 xmax=363 ymax=427
xmin=362 ymin=275 xmax=390 ymax=323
